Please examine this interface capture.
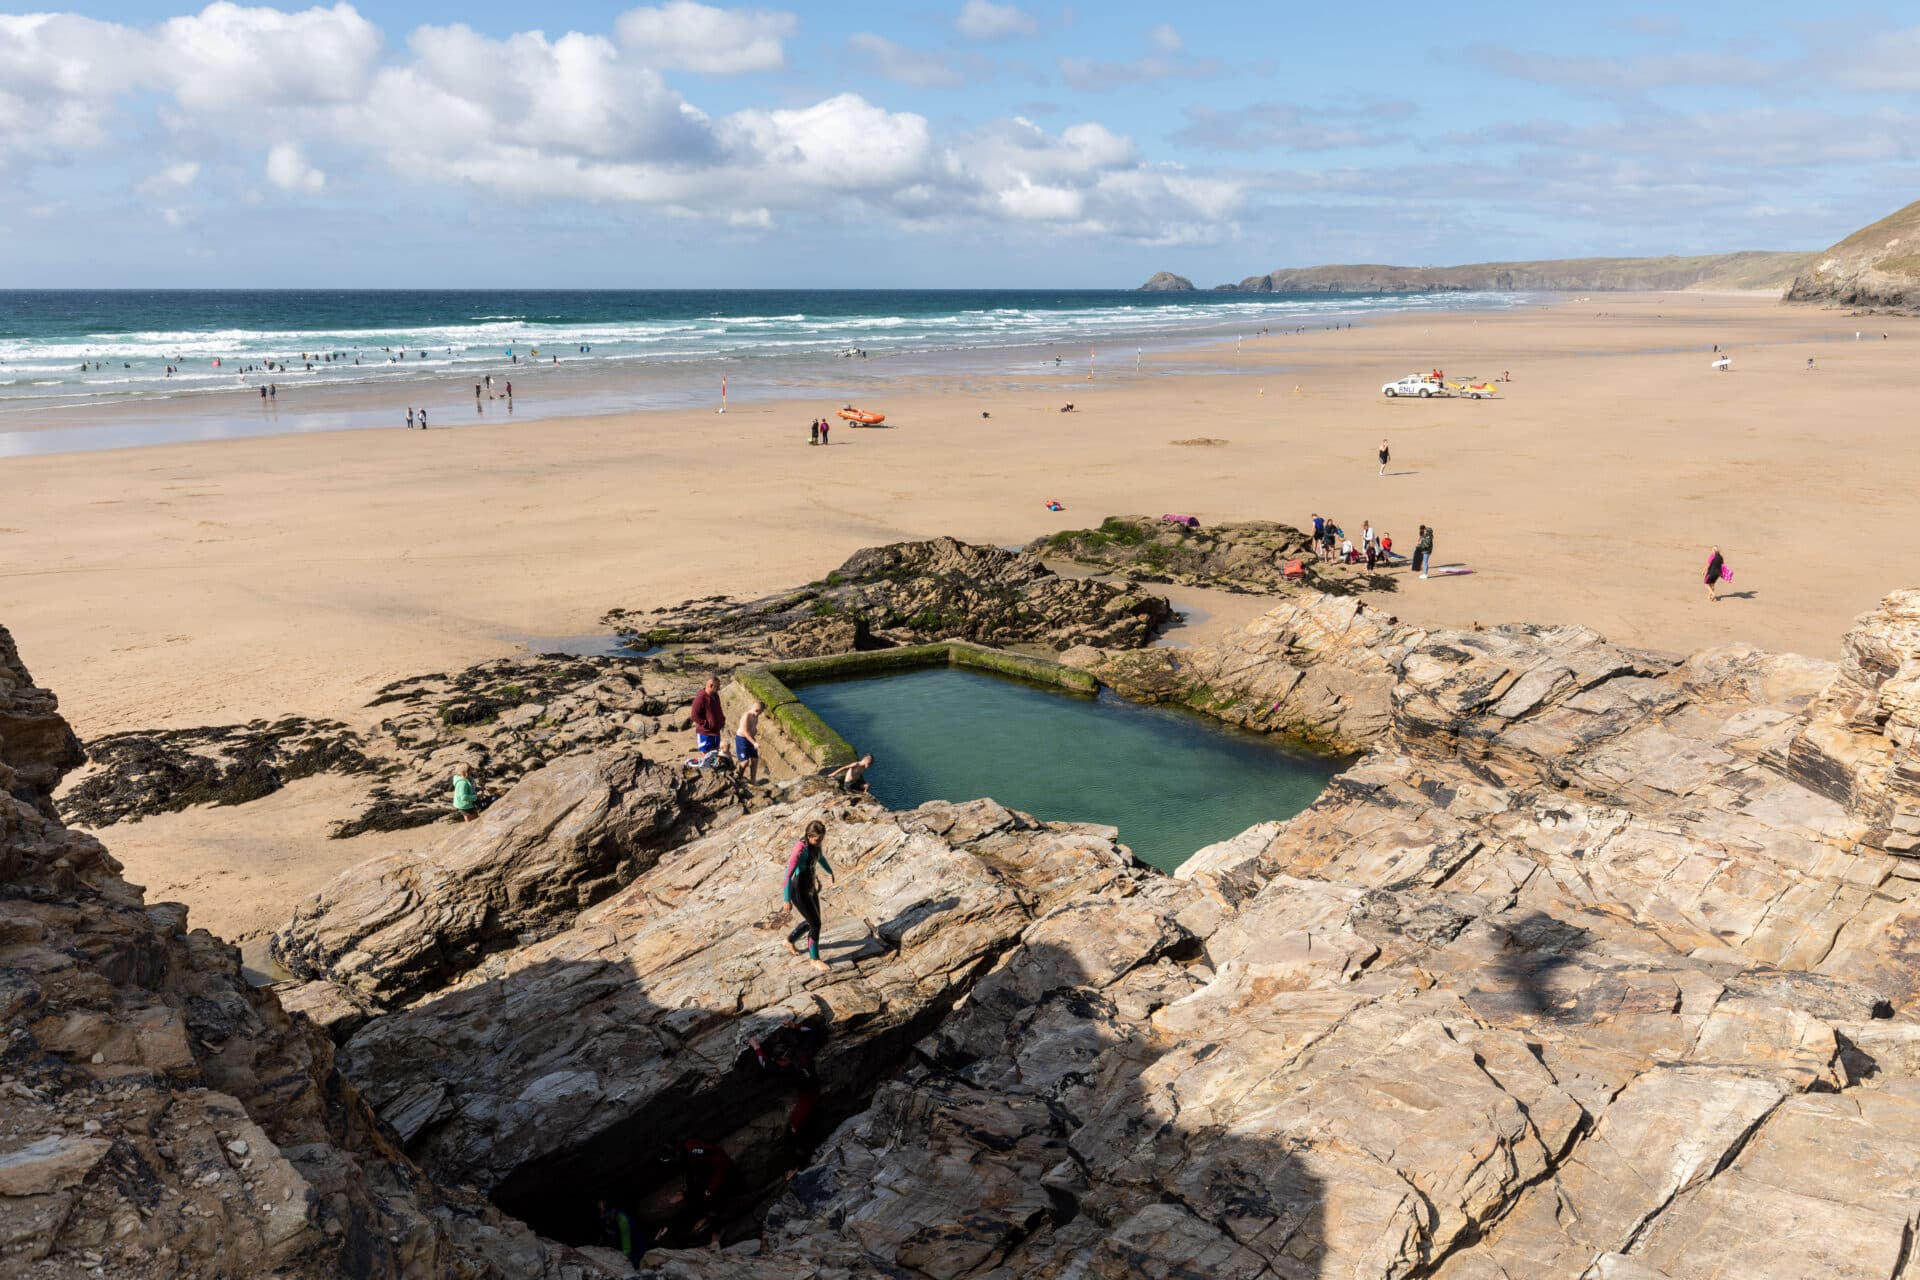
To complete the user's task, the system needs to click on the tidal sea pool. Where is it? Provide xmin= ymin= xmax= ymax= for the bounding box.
xmin=794 ymin=665 xmax=1342 ymax=872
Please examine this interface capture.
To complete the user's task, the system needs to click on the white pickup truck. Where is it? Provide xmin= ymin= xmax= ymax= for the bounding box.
xmin=1381 ymin=375 xmax=1444 ymax=398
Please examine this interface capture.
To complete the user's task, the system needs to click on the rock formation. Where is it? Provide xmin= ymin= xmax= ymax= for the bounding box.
xmin=1778 ymin=588 xmax=1920 ymax=854
xmin=19 ymin=557 xmax=1920 ymax=1279
xmin=1785 ymin=197 xmax=1920 ymax=312
xmin=0 ymin=624 xmax=605 ymax=1278
xmin=333 ymin=793 xmax=1148 ymax=1236
xmin=608 ymin=536 xmax=1175 ymax=657
xmin=1077 ymin=591 xmax=1422 ymax=749
xmin=272 ymin=749 xmax=757 ymax=1017
xmin=1033 ymin=514 xmax=1389 ymax=595
xmin=1135 ymin=271 xmax=1195 ymax=291
xmin=60 ymin=716 xmax=378 ymax=830
xmin=61 ymin=650 xmax=719 ymax=838
xmin=1203 ymin=250 xmax=1812 ymax=294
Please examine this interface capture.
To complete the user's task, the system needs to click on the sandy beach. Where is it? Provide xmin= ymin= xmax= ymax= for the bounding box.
xmin=6 ymin=290 xmax=1915 ymax=936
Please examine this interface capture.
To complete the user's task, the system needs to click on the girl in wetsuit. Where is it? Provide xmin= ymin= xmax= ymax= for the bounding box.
xmin=785 ymin=820 xmax=835 ymax=968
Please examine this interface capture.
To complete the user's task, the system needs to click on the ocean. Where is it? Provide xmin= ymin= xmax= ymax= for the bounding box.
xmin=0 ymin=288 xmax=1526 ymax=454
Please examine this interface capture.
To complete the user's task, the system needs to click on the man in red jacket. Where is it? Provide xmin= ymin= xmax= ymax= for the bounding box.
xmin=690 ymin=676 xmax=726 ymax=756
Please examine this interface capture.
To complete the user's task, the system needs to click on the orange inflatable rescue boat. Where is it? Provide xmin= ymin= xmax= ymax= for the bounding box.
xmin=836 ymin=406 xmax=885 ymax=425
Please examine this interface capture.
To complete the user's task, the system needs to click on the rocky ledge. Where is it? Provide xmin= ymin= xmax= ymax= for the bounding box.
xmin=1032 ymin=514 xmax=1394 ymax=595
xmin=61 ymin=538 xmax=1173 ymax=836
xmin=606 ymin=536 xmax=1174 ymax=659
xmin=0 ymin=626 xmax=602 ymax=1278
xmin=13 ymin=568 xmax=1920 ymax=1278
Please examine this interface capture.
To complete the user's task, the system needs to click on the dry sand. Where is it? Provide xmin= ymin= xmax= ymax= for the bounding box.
xmin=6 ymin=291 xmax=1915 ymax=933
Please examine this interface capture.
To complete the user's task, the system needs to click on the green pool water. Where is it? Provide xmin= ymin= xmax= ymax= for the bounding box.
xmin=794 ymin=665 xmax=1342 ymax=872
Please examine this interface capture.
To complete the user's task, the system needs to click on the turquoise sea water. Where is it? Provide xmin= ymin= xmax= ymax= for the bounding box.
xmin=795 ymin=665 xmax=1341 ymax=872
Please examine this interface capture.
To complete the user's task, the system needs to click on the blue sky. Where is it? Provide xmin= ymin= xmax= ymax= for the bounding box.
xmin=2 ymin=0 xmax=1915 ymax=287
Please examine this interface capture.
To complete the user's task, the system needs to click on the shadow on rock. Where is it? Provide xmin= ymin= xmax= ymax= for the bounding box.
xmin=761 ymin=930 xmax=1334 ymax=1277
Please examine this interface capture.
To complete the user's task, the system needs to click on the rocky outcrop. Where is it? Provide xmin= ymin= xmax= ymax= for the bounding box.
xmin=1212 ymin=250 xmax=1813 ymax=294
xmin=679 ymin=591 xmax=1920 ymax=1279
xmin=0 ymin=624 xmax=604 ymax=1278
xmin=1778 ymin=588 xmax=1920 ymax=853
xmin=334 ymin=794 xmax=1146 ymax=1232
xmin=60 ymin=650 xmax=716 ymax=838
xmin=26 ymin=564 xmax=1920 ymax=1277
xmin=1135 ymin=271 xmax=1195 ymax=292
xmin=0 ymin=626 xmax=84 ymax=814
xmin=1078 ymin=592 xmax=1420 ymax=749
xmin=1033 ymin=514 xmax=1392 ymax=594
xmin=609 ymin=537 xmax=1174 ymax=657
xmin=272 ymin=749 xmax=756 ymax=1013
xmin=1786 ymin=198 xmax=1920 ymax=312
xmin=60 ymin=717 xmax=377 ymax=830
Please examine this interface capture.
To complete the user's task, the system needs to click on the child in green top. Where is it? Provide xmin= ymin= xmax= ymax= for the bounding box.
xmin=452 ymin=763 xmax=480 ymax=821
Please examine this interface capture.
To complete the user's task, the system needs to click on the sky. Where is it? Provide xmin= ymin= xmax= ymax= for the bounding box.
xmin=1 ymin=0 xmax=1916 ymax=288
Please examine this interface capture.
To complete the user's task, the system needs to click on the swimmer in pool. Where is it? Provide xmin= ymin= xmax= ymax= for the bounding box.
xmin=827 ymin=753 xmax=874 ymax=794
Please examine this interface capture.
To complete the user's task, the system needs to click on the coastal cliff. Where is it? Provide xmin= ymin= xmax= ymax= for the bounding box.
xmin=12 ymin=547 xmax=1920 ymax=1278
xmin=1140 ymin=249 xmax=1812 ymax=294
xmin=1785 ymin=197 xmax=1920 ymax=312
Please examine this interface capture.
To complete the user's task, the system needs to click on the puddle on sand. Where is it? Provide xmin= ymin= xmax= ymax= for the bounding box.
xmin=500 ymin=633 xmax=653 ymax=658
xmin=239 ymin=936 xmax=293 ymax=988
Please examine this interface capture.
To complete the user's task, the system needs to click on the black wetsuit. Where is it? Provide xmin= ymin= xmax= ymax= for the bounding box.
xmin=784 ymin=838 xmax=833 ymax=960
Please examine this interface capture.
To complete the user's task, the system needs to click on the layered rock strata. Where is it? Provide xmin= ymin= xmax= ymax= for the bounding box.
xmin=18 ymin=570 xmax=1920 ymax=1278
xmin=271 ymin=749 xmax=757 ymax=1018
xmin=1785 ymin=197 xmax=1920 ymax=312
xmin=1033 ymin=515 xmax=1388 ymax=595
xmin=607 ymin=537 xmax=1174 ymax=658
xmin=0 ymin=625 xmax=605 ymax=1278
xmin=334 ymin=794 xmax=1148 ymax=1232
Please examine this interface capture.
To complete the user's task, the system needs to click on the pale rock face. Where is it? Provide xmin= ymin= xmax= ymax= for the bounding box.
xmin=1780 ymin=588 xmax=1920 ymax=854
xmin=271 ymin=748 xmax=755 ymax=1011
xmin=0 ymin=624 xmax=605 ymax=1278
xmin=18 ymin=579 xmax=1920 ymax=1279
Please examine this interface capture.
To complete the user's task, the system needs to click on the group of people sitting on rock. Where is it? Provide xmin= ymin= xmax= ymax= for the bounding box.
xmin=1309 ymin=513 xmax=1397 ymax=571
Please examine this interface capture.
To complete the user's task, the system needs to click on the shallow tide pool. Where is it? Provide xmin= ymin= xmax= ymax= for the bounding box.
xmin=795 ymin=666 xmax=1342 ymax=872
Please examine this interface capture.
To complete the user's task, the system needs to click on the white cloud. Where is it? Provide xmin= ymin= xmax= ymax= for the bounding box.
xmin=956 ymin=0 xmax=1035 ymax=40
xmin=1148 ymin=23 xmax=1182 ymax=53
xmin=156 ymin=2 xmax=381 ymax=110
xmin=137 ymin=161 xmax=200 ymax=194
xmin=1836 ymin=26 xmax=1920 ymax=91
xmin=265 ymin=142 xmax=325 ymax=191
xmin=0 ymin=3 xmax=1245 ymax=245
xmin=847 ymin=33 xmax=973 ymax=89
xmin=614 ymin=1 xmax=795 ymax=73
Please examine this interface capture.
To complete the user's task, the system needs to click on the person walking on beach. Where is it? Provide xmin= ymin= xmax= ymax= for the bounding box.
xmin=406 ymin=408 xmax=415 ymax=429
xmin=691 ymin=676 xmax=726 ymax=757
xmin=784 ymin=820 xmax=835 ymax=969
xmin=1704 ymin=545 xmax=1726 ymax=602
xmin=809 ymin=419 xmax=819 ymax=446
xmin=1378 ymin=438 xmax=1390 ymax=476
xmin=820 ymin=417 xmax=830 ymax=445
xmin=734 ymin=700 xmax=764 ymax=783
xmin=1417 ymin=525 xmax=1435 ymax=579
xmin=418 ymin=408 xmax=427 ymax=429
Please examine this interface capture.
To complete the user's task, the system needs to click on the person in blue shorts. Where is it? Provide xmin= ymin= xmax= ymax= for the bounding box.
xmin=734 ymin=700 xmax=764 ymax=782
xmin=690 ymin=676 xmax=725 ymax=755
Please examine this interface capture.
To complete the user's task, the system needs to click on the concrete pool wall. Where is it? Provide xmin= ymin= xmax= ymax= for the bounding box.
xmin=722 ymin=641 xmax=1099 ymax=776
